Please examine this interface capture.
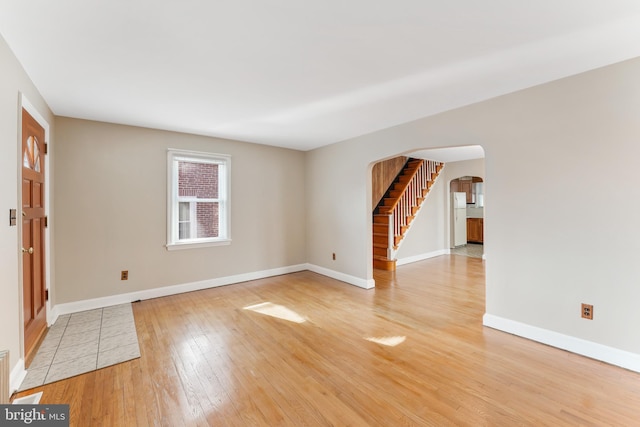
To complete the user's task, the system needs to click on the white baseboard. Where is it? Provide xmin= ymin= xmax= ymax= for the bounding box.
xmin=54 ymin=264 xmax=308 ymax=316
xmin=53 ymin=263 xmax=375 ymax=322
xmin=48 ymin=305 xmax=60 ymax=327
xmin=483 ymin=313 xmax=640 ymax=373
xmin=10 ymin=359 xmax=27 ymax=396
xmin=396 ymin=249 xmax=449 ymax=266
xmin=305 ymin=264 xmax=375 ymax=289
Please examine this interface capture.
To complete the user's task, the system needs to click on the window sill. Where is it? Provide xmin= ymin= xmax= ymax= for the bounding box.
xmin=166 ymin=239 xmax=231 ymax=251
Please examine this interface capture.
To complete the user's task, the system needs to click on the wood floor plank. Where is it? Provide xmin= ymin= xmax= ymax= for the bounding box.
xmin=13 ymin=255 xmax=640 ymax=425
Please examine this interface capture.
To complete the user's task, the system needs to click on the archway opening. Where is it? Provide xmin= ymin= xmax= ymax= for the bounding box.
xmin=369 ymin=144 xmax=485 ymax=271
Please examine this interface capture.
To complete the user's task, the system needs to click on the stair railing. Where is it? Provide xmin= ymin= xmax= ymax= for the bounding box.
xmin=386 ymin=159 xmax=441 ymax=259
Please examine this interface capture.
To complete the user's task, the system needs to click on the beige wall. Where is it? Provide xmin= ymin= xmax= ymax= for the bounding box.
xmin=306 ymin=57 xmax=640 ymax=355
xmin=0 ymin=35 xmax=55 ymax=372
xmin=53 ymin=118 xmax=306 ymax=303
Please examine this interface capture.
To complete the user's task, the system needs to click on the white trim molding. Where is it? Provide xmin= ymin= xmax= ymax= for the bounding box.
xmin=305 ymin=264 xmax=375 ymax=289
xmin=396 ymin=249 xmax=449 ymax=266
xmin=19 ymin=94 xmax=55 ymax=344
xmin=166 ymin=149 xmax=231 ymax=250
xmin=483 ymin=314 xmax=640 ymax=373
xmin=54 ymin=264 xmax=309 ymax=317
xmin=52 ymin=264 xmax=375 ymax=324
xmin=10 ymin=358 xmax=27 ymax=396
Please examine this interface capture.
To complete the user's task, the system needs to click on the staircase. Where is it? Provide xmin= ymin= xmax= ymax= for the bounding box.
xmin=373 ymin=158 xmax=444 ymax=271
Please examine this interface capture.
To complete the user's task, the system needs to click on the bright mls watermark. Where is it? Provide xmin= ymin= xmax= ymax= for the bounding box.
xmin=1 ymin=405 xmax=69 ymax=426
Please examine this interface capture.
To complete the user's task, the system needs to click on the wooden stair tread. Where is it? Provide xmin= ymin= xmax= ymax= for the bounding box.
xmin=373 ymin=214 xmax=390 ymax=218
xmin=373 ymin=256 xmax=397 ymax=271
xmin=372 ymin=255 xmax=395 ymax=261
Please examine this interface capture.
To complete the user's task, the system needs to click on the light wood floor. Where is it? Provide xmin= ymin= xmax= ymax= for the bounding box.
xmin=15 ymin=255 xmax=640 ymax=425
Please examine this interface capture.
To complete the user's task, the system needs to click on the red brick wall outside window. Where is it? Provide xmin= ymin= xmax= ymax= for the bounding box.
xmin=178 ymin=161 xmax=219 ymax=238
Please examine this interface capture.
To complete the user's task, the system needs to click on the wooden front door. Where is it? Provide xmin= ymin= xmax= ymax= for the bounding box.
xmin=21 ymin=108 xmax=47 ymax=365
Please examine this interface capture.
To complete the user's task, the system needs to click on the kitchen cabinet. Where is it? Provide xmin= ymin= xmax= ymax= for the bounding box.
xmin=458 ymin=181 xmax=473 ymax=204
xmin=452 ymin=179 xmax=473 ymax=203
xmin=467 ymin=218 xmax=483 ymax=243
xmin=451 ymin=177 xmax=483 ymax=205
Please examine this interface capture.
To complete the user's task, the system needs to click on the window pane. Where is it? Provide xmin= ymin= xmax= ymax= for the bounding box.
xmin=178 ymin=161 xmax=219 ymax=199
xmin=178 ymin=222 xmax=190 ymax=240
xmin=195 ymin=202 xmax=219 ymax=238
xmin=179 ymin=202 xmax=191 ymax=221
xmin=34 ymin=140 xmax=40 ymax=172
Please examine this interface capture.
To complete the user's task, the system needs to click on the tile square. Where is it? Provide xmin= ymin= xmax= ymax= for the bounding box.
xmin=44 ymin=326 xmax=65 ymax=341
xmin=37 ymin=334 xmax=63 ymax=353
xmin=51 ymin=314 xmax=70 ymax=328
xmin=101 ymin=311 xmax=134 ymax=328
xmin=58 ymin=328 xmax=100 ymax=349
xmin=67 ymin=309 xmax=102 ymax=326
xmin=19 ymin=366 xmax=49 ymax=391
xmin=29 ymin=349 xmax=57 ymax=370
xmin=97 ymin=342 xmax=140 ymax=369
xmin=100 ymin=322 xmax=130 ymax=339
xmin=45 ymin=326 xmax=66 ymax=341
xmin=102 ymin=304 xmax=132 ymax=315
xmin=63 ymin=318 xmax=102 ymax=336
xmin=52 ymin=341 xmax=99 ymax=365
xmin=99 ymin=330 xmax=138 ymax=353
xmin=45 ymin=354 xmax=97 ymax=384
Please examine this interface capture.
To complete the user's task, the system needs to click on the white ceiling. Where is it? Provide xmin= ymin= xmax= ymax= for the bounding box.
xmin=2 ymin=1 xmax=640 ymax=151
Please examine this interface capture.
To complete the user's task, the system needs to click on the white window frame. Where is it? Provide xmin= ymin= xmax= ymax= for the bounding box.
xmin=166 ymin=149 xmax=231 ymax=250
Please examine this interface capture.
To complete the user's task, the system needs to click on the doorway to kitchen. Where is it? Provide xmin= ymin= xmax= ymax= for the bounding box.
xmin=450 ymin=176 xmax=484 ymax=259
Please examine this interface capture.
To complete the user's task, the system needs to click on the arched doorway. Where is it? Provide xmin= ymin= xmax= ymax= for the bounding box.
xmin=369 ymin=145 xmax=486 ymax=270
xmin=450 ymin=176 xmax=484 ymax=258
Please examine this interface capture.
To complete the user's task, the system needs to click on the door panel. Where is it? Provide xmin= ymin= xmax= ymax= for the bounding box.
xmin=21 ymin=108 xmax=47 ymax=366
xmin=33 ymin=217 xmax=44 ymax=311
xmin=22 ymin=179 xmax=31 ymax=208
xmin=22 ymin=219 xmax=33 ymax=326
xmin=33 ymin=182 xmax=42 ymax=208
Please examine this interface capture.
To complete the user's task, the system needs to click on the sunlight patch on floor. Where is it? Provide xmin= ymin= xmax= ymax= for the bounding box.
xmin=365 ymin=336 xmax=406 ymax=346
xmin=244 ymin=302 xmax=306 ymax=323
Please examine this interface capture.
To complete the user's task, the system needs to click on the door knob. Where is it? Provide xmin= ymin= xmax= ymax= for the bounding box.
xmin=21 ymin=247 xmax=34 ymax=254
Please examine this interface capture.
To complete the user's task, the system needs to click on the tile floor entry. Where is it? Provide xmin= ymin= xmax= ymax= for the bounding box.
xmin=19 ymin=303 xmax=140 ymax=391
xmin=450 ymin=243 xmax=484 ymax=259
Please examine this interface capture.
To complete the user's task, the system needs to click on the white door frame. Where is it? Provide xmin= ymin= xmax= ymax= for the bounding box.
xmin=18 ymin=94 xmax=53 ymax=362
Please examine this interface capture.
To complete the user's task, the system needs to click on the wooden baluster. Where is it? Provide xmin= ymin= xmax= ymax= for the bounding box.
xmin=387 ymin=213 xmax=393 ymax=258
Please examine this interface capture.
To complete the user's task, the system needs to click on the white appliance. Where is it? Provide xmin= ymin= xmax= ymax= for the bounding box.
xmin=452 ymin=192 xmax=467 ymax=247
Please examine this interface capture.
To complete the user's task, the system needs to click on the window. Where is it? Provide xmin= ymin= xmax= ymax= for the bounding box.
xmin=167 ymin=149 xmax=230 ymax=249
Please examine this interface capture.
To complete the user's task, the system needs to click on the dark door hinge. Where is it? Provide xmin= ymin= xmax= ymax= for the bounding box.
xmin=44 ymin=216 xmax=48 ymax=228
xmin=44 ymin=143 xmax=48 ymax=154
xmin=45 ymin=289 xmax=49 ymax=301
